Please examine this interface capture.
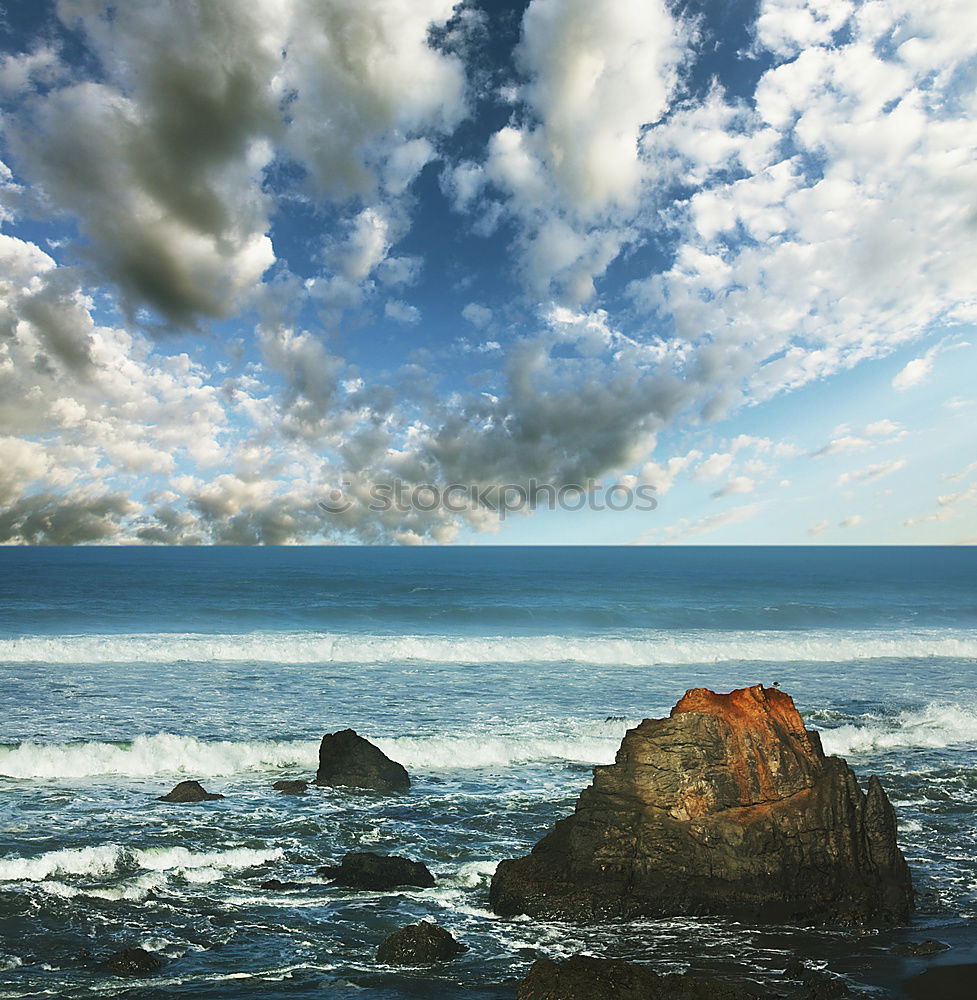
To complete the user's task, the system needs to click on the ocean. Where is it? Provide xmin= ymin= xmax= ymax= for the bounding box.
xmin=0 ymin=546 xmax=975 ymax=998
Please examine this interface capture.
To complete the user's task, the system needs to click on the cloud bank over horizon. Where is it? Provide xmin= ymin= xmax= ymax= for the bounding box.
xmin=0 ymin=0 xmax=975 ymax=545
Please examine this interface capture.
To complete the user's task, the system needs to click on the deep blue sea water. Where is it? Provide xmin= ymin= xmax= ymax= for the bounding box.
xmin=1 ymin=546 xmax=975 ymax=998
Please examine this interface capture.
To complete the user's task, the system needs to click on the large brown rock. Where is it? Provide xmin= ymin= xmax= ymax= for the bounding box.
xmin=491 ymin=685 xmax=912 ymax=926
xmin=315 ymin=729 xmax=409 ymax=793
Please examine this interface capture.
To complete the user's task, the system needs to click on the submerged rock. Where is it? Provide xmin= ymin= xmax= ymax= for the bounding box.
xmin=515 ymin=956 xmax=768 ymax=1000
xmin=100 ymin=948 xmax=163 ymax=977
xmin=893 ymin=939 xmax=950 ymax=956
xmin=156 ymin=780 xmax=223 ymax=803
xmin=272 ymin=779 xmax=308 ymax=795
xmin=320 ymin=851 xmax=435 ymax=890
xmin=491 ymin=684 xmax=913 ymax=926
xmin=259 ymin=879 xmax=304 ymax=890
xmin=375 ymin=921 xmax=465 ymax=964
xmin=315 ymin=729 xmax=409 ymax=793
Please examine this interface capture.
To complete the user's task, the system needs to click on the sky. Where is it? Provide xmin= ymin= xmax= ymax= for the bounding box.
xmin=0 ymin=0 xmax=975 ymax=546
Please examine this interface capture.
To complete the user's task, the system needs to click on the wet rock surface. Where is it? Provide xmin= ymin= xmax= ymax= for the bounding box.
xmin=375 ymin=921 xmax=465 ymax=965
xmin=100 ymin=948 xmax=163 ymax=977
xmin=491 ymin=685 xmax=913 ymax=925
xmin=515 ymin=956 xmax=769 ymax=1000
xmin=315 ymin=729 xmax=409 ymax=793
xmin=320 ymin=851 xmax=435 ymax=890
xmin=272 ymin=779 xmax=308 ymax=794
xmin=156 ymin=780 xmax=223 ymax=803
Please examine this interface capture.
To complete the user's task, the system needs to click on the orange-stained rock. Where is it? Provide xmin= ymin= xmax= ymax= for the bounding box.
xmin=490 ymin=684 xmax=913 ymax=926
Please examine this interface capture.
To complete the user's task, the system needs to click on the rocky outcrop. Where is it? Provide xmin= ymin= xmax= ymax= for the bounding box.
xmin=100 ymin=948 xmax=163 ymax=976
xmin=156 ymin=780 xmax=223 ymax=802
xmin=375 ymin=921 xmax=465 ymax=964
xmin=515 ymin=957 xmax=769 ymax=1000
xmin=315 ymin=729 xmax=409 ymax=793
xmin=272 ymin=779 xmax=308 ymax=795
xmin=491 ymin=685 xmax=912 ymax=926
xmin=319 ymin=851 xmax=435 ymax=890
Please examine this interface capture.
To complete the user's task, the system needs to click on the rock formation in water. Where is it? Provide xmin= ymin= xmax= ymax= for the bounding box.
xmin=491 ymin=684 xmax=913 ymax=926
xmin=319 ymin=851 xmax=435 ymax=890
xmin=375 ymin=921 xmax=465 ymax=964
xmin=156 ymin=780 xmax=223 ymax=802
xmin=100 ymin=948 xmax=164 ymax=976
xmin=272 ymin=779 xmax=308 ymax=794
xmin=315 ymin=729 xmax=409 ymax=793
xmin=516 ymin=956 xmax=769 ymax=1000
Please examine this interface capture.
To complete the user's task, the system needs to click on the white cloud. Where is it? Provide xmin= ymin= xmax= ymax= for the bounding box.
xmin=892 ymin=354 xmax=934 ymax=391
xmin=712 ymin=476 xmax=756 ymax=499
xmin=693 ymin=452 xmax=734 ymax=482
xmin=475 ymin=0 xmax=689 ymax=301
xmin=808 ymin=519 xmax=829 ymax=536
xmin=384 ymin=300 xmax=421 ymax=325
xmin=839 ymin=514 xmax=862 ymax=528
xmin=836 ymin=459 xmax=907 ymax=487
xmin=664 ymin=502 xmax=763 ymax=542
xmin=462 ymin=303 xmax=493 ymax=329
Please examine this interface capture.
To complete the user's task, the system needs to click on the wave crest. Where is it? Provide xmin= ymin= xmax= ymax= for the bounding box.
xmin=2 ymin=629 xmax=975 ymax=666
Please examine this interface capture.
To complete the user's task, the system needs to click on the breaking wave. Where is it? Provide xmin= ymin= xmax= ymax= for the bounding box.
xmin=1 ymin=629 xmax=975 ymax=666
xmin=0 ymin=725 xmax=630 ymax=781
xmin=0 ymin=844 xmax=282 ymax=883
xmin=817 ymin=701 xmax=977 ymax=756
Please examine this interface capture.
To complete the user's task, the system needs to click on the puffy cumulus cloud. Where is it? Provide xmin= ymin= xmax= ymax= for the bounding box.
xmin=468 ymin=0 xmax=688 ymax=301
xmin=283 ymin=0 xmax=465 ymax=200
xmin=0 ymin=489 xmax=140 ymax=545
xmin=632 ymin=0 xmax=977 ymax=410
xmin=693 ymin=452 xmax=734 ymax=482
xmin=2 ymin=0 xmax=467 ymax=327
xmin=0 ymin=236 xmax=242 ymax=541
xmin=7 ymin=0 xmax=286 ymax=325
xmin=892 ymin=353 xmax=934 ymax=391
xmin=839 ymin=514 xmax=863 ymax=528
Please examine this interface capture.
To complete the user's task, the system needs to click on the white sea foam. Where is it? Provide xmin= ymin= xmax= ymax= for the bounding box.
xmin=817 ymin=702 xmax=977 ymax=756
xmin=376 ymin=733 xmax=623 ymax=769
xmin=0 ymin=845 xmax=123 ymax=882
xmin=2 ymin=629 xmax=975 ymax=666
xmin=0 ymin=733 xmax=318 ymax=779
xmin=0 ymin=844 xmax=282 ymax=883
xmin=0 ymin=727 xmax=626 ymax=781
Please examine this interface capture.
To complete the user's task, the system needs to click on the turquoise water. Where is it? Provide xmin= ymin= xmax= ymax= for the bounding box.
xmin=1 ymin=547 xmax=975 ymax=997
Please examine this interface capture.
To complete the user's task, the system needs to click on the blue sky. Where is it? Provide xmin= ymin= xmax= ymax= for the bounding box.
xmin=0 ymin=0 xmax=975 ymax=545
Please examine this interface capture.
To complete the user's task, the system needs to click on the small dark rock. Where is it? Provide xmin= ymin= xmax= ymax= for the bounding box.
xmin=259 ymin=879 xmax=304 ymax=890
xmin=604 ymin=716 xmax=626 ymax=722
xmin=783 ymin=957 xmax=848 ymax=999
xmin=375 ymin=921 xmax=466 ymax=965
xmin=516 ymin=956 xmax=769 ymax=1000
xmin=893 ymin=939 xmax=951 ymax=956
xmin=156 ymin=780 xmax=223 ymax=802
xmin=272 ymin=780 xmax=308 ymax=795
xmin=101 ymin=948 xmax=163 ymax=977
xmin=323 ymin=851 xmax=435 ymax=890
xmin=315 ymin=729 xmax=409 ymax=793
